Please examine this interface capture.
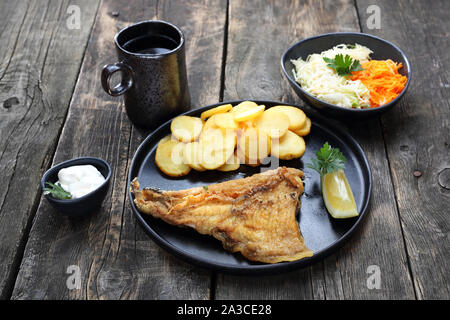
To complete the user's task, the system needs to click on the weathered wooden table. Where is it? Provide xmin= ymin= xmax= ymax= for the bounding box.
xmin=0 ymin=0 xmax=448 ymax=300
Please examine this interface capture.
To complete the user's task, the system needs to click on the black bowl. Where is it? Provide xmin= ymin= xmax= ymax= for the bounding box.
xmin=41 ymin=157 xmax=112 ymax=217
xmin=281 ymin=32 xmax=411 ymax=120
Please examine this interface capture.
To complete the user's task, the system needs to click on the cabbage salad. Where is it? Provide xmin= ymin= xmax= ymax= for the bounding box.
xmin=291 ymin=44 xmax=372 ymax=109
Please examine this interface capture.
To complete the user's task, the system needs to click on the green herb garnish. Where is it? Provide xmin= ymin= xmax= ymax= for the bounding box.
xmin=306 ymin=142 xmax=347 ymax=177
xmin=323 ymin=54 xmax=363 ymax=77
xmin=203 ymin=185 xmax=209 ymax=191
xmin=44 ymin=182 xmax=72 ymax=200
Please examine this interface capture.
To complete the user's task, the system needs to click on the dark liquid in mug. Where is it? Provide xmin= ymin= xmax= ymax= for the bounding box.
xmin=122 ymin=35 xmax=178 ymax=55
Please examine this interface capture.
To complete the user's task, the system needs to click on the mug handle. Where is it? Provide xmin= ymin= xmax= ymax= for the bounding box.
xmin=101 ymin=62 xmax=134 ymax=96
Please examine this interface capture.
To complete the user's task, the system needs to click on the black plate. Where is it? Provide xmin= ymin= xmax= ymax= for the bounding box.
xmin=128 ymin=100 xmax=372 ymax=275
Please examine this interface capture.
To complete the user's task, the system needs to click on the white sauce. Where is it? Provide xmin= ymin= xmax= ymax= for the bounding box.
xmin=56 ymin=165 xmax=106 ymax=199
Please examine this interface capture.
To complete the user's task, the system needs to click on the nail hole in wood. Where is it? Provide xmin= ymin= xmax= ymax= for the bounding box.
xmin=437 ymin=168 xmax=450 ymax=190
xmin=3 ymin=97 xmax=19 ymax=109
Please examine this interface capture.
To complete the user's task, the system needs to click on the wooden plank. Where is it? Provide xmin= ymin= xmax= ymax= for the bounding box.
xmin=356 ymin=0 xmax=450 ymax=299
xmin=11 ymin=0 xmax=227 ymax=299
xmin=216 ymin=0 xmax=415 ymax=299
xmin=312 ymin=119 xmax=415 ymax=300
xmin=0 ymin=0 xmax=99 ymax=299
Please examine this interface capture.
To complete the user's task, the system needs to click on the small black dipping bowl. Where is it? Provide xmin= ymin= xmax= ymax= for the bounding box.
xmin=41 ymin=157 xmax=112 ymax=217
xmin=281 ymin=32 xmax=411 ymax=120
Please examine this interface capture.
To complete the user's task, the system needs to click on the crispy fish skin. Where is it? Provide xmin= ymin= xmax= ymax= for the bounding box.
xmin=130 ymin=167 xmax=313 ymax=263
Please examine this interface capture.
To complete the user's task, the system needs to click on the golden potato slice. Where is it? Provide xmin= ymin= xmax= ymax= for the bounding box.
xmin=171 ymin=116 xmax=203 ymax=143
xmin=231 ymin=101 xmax=259 ymax=114
xmin=268 ymin=106 xmax=307 ymax=130
xmin=158 ymin=134 xmax=175 ymax=145
xmin=171 ymin=142 xmax=186 ymax=164
xmin=199 ymin=115 xmax=218 ymax=140
xmin=235 ymin=121 xmax=254 ymax=135
xmin=236 ymin=147 xmax=260 ymax=166
xmin=200 ymin=128 xmax=236 ymax=170
xmin=200 ymin=146 xmax=229 ymax=170
xmin=203 ymin=117 xmax=217 ymax=130
xmin=217 ymin=152 xmax=240 ymax=172
xmin=271 ymin=130 xmax=306 ymax=160
xmin=233 ymin=104 xmax=265 ymax=122
xmin=254 ymin=109 xmax=290 ymax=139
xmin=200 ymin=104 xmax=232 ymax=120
xmin=155 ymin=140 xmax=191 ymax=177
xmin=237 ymin=127 xmax=271 ymax=163
xmin=293 ymin=117 xmax=311 ymax=136
xmin=213 ymin=112 xmax=238 ymax=129
xmin=240 ymin=120 xmax=255 ymax=129
xmin=183 ymin=142 xmax=206 ymax=171
xmin=217 ymin=162 xmax=240 ymax=171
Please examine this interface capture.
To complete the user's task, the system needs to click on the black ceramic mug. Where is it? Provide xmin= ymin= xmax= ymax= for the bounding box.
xmin=101 ymin=20 xmax=190 ymax=128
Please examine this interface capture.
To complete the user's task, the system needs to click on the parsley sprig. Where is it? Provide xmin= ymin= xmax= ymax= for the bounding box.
xmin=323 ymin=54 xmax=363 ymax=77
xmin=44 ymin=182 xmax=72 ymax=200
xmin=306 ymin=142 xmax=347 ymax=177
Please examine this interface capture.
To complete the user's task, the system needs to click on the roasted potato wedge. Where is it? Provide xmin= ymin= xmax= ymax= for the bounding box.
xmin=183 ymin=142 xmax=206 ymax=171
xmin=271 ymin=130 xmax=305 ymax=160
xmin=200 ymin=104 xmax=232 ymax=120
xmin=268 ymin=106 xmax=307 ymax=130
xmin=254 ymin=109 xmax=290 ymax=139
xmin=171 ymin=116 xmax=203 ymax=143
xmin=237 ymin=127 xmax=271 ymax=163
xmin=155 ymin=140 xmax=191 ymax=177
xmin=293 ymin=117 xmax=311 ymax=136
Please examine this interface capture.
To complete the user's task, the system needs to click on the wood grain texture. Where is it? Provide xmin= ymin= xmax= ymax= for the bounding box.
xmin=216 ymin=0 xmax=415 ymax=299
xmin=356 ymin=0 xmax=450 ymax=299
xmin=224 ymin=0 xmax=358 ymax=103
xmin=11 ymin=0 xmax=226 ymax=300
xmin=6 ymin=0 xmax=446 ymax=300
xmin=0 ymin=0 xmax=99 ymax=299
xmin=122 ymin=0 xmax=228 ymax=299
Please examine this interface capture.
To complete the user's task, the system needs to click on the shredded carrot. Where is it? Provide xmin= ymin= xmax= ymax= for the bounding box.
xmin=350 ymin=59 xmax=407 ymax=108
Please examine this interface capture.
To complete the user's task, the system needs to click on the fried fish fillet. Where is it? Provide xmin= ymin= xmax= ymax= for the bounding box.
xmin=130 ymin=167 xmax=313 ymax=263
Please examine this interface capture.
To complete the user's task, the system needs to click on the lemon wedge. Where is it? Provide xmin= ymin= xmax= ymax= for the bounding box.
xmin=321 ymin=169 xmax=358 ymax=219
